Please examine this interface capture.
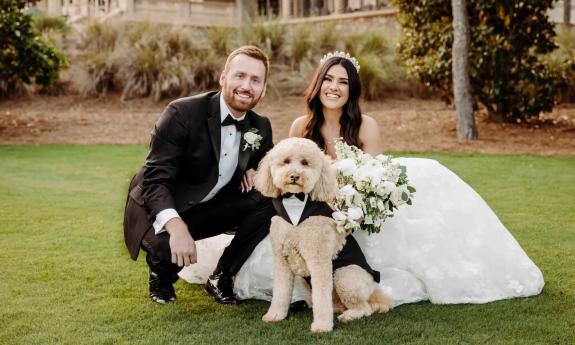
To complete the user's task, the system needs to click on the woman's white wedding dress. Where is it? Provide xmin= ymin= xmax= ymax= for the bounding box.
xmin=179 ymin=158 xmax=544 ymax=306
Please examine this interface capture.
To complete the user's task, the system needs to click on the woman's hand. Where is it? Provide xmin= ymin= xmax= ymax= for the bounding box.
xmin=241 ymin=169 xmax=256 ymax=192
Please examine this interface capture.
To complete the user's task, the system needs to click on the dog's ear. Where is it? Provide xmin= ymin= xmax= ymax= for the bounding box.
xmin=253 ymin=151 xmax=280 ymax=198
xmin=310 ymin=153 xmax=338 ymax=202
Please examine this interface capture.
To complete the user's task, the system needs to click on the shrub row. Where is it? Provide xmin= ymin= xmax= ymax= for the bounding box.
xmin=68 ymin=20 xmax=420 ymax=101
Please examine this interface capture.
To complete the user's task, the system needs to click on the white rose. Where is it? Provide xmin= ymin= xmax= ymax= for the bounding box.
xmin=353 ymin=165 xmax=371 ymax=184
xmin=381 ymin=181 xmax=396 ymax=194
xmin=332 ymin=211 xmax=347 ymax=222
xmin=243 ymin=132 xmax=259 ymax=144
xmin=390 ymin=185 xmax=408 ymax=206
xmin=340 ymin=184 xmax=357 ymax=197
xmin=347 ymin=207 xmax=363 ymax=220
xmin=336 ymin=159 xmax=357 ymax=176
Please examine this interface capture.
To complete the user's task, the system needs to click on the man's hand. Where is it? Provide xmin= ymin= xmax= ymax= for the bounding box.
xmin=164 ymin=218 xmax=197 ymax=267
xmin=241 ymin=169 xmax=256 ymax=193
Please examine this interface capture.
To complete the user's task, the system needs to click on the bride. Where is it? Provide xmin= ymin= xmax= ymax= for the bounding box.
xmin=179 ymin=52 xmax=544 ymax=306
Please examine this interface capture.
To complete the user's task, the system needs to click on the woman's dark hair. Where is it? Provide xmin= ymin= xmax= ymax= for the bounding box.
xmin=303 ymin=57 xmax=363 ymax=150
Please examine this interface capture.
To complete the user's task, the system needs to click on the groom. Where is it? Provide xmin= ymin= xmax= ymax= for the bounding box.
xmin=123 ymin=46 xmax=274 ymax=305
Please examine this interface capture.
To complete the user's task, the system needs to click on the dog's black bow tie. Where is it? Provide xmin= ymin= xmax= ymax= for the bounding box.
xmin=222 ymin=114 xmax=247 ymax=132
xmin=282 ymin=192 xmax=306 ymax=201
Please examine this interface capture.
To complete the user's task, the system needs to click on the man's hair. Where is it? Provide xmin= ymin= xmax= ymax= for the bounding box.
xmin=223 ymin=45 xmax=270 ymax=81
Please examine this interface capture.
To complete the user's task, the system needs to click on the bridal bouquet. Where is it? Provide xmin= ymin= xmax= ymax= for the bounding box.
xmin=331 ymin=139 xmax=415 ymax=234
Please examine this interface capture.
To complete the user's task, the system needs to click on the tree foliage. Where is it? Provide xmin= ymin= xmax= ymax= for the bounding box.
xmin=391 ymin=0 xmax=571 ymax=122
xmin=0 ymin=0 xmax=67 ymax=98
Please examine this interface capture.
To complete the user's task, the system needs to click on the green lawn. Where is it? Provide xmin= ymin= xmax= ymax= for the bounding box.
xmin=0 ymin=145 xmax=573 ymax=345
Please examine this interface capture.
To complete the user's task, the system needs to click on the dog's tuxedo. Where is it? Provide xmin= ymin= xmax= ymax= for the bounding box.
xmin=123 ymin=91 xmax=274 ymax=278
xmin=272 ymin=195 xmax=380 ymax=283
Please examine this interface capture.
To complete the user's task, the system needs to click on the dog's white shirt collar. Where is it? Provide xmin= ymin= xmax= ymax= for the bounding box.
xmin=282 ymin=194 xmax=308 ymax=225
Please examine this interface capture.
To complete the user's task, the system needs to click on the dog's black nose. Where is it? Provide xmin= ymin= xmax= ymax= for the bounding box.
xmin=290 ymin=175 xmax=299 ymax=183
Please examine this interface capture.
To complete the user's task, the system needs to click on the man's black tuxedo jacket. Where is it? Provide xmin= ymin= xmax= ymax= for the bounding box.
xmin=123 ymin=91 xmax=273 ymax=260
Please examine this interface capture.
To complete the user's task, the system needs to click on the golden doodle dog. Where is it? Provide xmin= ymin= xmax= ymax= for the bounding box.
xmin=253 ymin=137 xmax=392 ymax=332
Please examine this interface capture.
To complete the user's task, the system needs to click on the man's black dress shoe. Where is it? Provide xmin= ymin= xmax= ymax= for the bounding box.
xmin=205 ymin=272 xmax=239 ymax=304
xmin=289 ymin=300 xmax=309 ymax=312
xmin=149 ymin=271 xmax=176 ymax=304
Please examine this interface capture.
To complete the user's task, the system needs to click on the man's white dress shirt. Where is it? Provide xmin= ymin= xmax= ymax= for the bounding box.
xmin=153 ymin=94 xmax=245 ymax=235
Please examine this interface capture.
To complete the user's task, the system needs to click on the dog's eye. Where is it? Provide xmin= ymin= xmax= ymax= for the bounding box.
xmin=301 ymin=159 xmax=309 ymax=166
xmin=283 ymin=158 xmax=291 ymax=164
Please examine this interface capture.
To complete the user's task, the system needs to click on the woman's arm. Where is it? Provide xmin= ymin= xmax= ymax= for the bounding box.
xmin=359 ymin=115 xmax=382 ymax=156
xmin=288 ymin=116 xmax=307 ymax=137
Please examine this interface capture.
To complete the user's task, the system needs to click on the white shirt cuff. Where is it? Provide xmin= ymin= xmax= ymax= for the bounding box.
xmin=153 ymin=208 xmax=181 ymax=235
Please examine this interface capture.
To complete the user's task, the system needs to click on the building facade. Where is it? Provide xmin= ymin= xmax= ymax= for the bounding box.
xmin=32 ymin=0 xmax=391 ymax=26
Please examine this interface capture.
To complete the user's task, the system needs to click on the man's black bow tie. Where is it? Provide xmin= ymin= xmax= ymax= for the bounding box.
xmin=282 ymin=192 xmax=306 ymax=201
xmin=222 ymin=114 xmax=247 ymax=132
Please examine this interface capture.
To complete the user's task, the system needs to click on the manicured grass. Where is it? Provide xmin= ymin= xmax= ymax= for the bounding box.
xmin=0 ymin=145 xmax=573 ymax=345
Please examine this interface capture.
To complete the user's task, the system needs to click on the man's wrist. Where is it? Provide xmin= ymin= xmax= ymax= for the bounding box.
xmin=165 ymin=218 xmax=184 ymax=234
xmin=153 ymin=208 xmax=180 ymax=235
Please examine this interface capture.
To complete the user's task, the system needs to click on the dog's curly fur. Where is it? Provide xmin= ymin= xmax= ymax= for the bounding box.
xmin=254 ymin=138 xmax=392 ymax=332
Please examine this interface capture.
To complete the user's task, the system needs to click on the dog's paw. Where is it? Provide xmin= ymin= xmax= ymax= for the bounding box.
xmin=337 ymin=309 xmax=371 ymax=324
xmin=337 ymin=311 xmax=354 ymax=324
xmin=262 ymin=310 xmax=287 ymax=323
xmin=370 ymin=302 xmax=392 ymax=314
xmin=310 ymin=320 xmax=333 ymax=333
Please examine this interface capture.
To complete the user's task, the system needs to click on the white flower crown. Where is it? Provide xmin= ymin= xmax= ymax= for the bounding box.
xmin=319 ymin=51 xmax=360 ymax=72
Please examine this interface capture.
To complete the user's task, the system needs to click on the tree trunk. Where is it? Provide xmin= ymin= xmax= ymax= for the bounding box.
xmin=565 ymin=0 xmax=572 ymax=29
xmin=451 ymin=0 xmax=478 ymax=140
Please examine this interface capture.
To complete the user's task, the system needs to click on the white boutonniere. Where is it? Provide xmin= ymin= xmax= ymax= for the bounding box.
xmin=242 ymin=129 xmax=262 ymax=151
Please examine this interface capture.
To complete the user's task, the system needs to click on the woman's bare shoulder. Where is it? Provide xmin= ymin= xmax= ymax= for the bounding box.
xmin=359 ymin=115 xmax=380 ymax=135
xmin=361 ymin=114 xmax=378 ymax=126
xmin=359 ymin=114 xmax=382 ymax=155
xmin=289 ymin=115 xmax=308 ymax=137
